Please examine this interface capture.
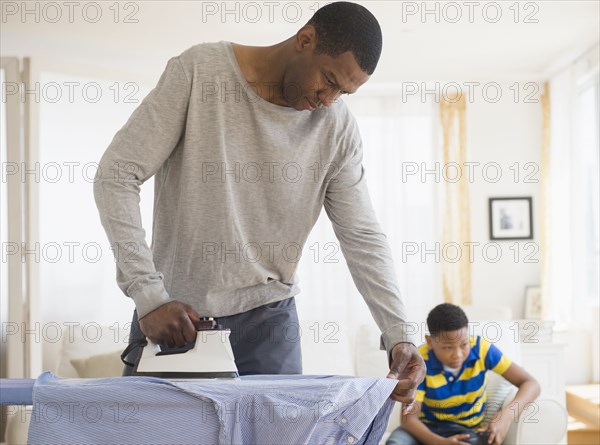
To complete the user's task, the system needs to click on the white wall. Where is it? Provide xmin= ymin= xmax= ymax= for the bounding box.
xmin=467 ymin=82 xmax=542 ymax=318
xmin=465 ymin=82 xmax=598 ymax=385
xmin=555 ymin=329 xmax=593 ymax=384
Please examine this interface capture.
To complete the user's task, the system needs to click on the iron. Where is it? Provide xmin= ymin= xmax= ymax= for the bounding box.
xmin=121 ymin=318 xmax=239 ymax=379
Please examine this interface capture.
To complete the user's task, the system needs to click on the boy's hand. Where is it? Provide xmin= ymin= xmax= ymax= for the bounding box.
xmin=441 ymin=434 xmax=472 ymax=445
xmin=386 ymin=343 xmax=426 ymax=414
xmin=477 ymin=416 xmax=511 ymax=445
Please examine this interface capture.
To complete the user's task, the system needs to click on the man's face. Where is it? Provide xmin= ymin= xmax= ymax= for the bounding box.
xmin=426 ymin=327 xmax=471 ymax=368
xmin=283 ymin=31 xmax=370 ymax=111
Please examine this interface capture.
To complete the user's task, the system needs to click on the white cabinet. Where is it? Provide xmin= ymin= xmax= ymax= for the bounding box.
xmin=521 ymin=342 xmax=567 ymax=444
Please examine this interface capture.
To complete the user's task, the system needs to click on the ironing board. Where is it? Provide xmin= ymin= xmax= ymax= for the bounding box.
xmin=0 ymin=378 xmax=35 ymax=405
xmin=2 ymin=372 xmax=397 ymax=445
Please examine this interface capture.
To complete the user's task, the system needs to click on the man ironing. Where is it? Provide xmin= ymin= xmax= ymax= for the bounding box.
xmin=94 ymin=1 xmax=425 ymax=414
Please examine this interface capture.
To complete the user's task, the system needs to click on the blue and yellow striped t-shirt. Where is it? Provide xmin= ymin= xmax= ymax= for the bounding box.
xmin=416 ymin=335 xmax=512 ymax=428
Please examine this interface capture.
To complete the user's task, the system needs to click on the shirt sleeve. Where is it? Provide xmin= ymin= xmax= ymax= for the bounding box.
xmin=93 ymin=54 xmax=192 ymax=319
xmin=323 ymin=119 xmax=415 ymax=363
xmin=482 ymin=337 xmax=513 ymax=375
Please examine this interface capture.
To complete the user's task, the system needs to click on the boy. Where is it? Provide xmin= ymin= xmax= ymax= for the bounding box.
xmin=387 ymin=303 xmax=540 ymax=445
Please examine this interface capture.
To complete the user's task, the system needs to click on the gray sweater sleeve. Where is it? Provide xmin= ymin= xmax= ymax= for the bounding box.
xmin=323 ymin=135 xmax=416 ymax=360
xmin=93 ymin=56 xmax=191 ymax=318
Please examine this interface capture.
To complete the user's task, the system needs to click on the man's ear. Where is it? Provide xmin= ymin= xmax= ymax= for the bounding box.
xmin=425 ymin=335 xmax=432 ymax=347
xmin=295 ymin=25 xmax=317 ymax=51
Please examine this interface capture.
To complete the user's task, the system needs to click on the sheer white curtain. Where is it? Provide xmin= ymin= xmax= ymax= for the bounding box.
xmin=544 ymin=44 xmax=600 ymax=329
xmin=37 ymin=71 xmax=151 ymax=328
xmin=296 ymin=92 xmax=440 ymax=339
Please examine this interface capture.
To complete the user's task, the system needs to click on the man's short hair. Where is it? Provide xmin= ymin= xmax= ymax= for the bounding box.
xmin=427 ymin=303 xmax=470 ymax=337
xmin=306 ymin=1 xmax=383 ymax=75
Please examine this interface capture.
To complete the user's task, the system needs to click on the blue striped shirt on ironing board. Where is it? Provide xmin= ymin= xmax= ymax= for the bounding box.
xmin=416 ymin=335 xmax=512 ymax=428
xmin=27 ymin=371 xmax=397 ymax=445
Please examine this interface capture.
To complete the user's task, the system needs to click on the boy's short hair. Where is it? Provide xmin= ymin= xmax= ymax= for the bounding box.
xmin=306 ymin=1 xmax=383 ymax=75
xmin=427 ymin=303 xmax=469 ymax=337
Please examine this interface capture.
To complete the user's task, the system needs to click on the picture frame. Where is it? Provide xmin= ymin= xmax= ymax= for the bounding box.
xmin=489 ymin=197 xmax=533 ymax=240
xmin=524 ymin=286 xmax=543 ymax=319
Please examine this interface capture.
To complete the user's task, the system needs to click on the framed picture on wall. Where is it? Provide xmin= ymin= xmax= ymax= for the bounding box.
xmin=489 ymin=197 xmax=533 ymax=240
xmin=524 ymin=286 xmax=543 ymax=319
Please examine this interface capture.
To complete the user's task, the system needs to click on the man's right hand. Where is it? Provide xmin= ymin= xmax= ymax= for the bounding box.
xmin=138 ymin=301 xmax=201 ymax=348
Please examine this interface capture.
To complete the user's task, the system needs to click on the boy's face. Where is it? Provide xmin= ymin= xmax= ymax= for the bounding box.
xmin=426 ymin=327 xmax=471 ymax=368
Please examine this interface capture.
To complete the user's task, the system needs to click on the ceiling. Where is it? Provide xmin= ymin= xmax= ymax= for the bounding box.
xmin=2 ymin=1 xmax=599 ymax=86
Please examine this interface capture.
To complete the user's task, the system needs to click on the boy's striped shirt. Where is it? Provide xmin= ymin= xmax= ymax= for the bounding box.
xmin=416 ymin=335 xmax=512 ymax=428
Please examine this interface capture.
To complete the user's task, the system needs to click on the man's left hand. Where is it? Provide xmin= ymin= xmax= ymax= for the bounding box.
xmin=386 ymin=342 xmax=426 ymax=415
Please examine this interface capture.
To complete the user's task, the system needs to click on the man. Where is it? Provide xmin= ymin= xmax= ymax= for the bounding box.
xmin=94 ymin=1 xmax=425 ymax=414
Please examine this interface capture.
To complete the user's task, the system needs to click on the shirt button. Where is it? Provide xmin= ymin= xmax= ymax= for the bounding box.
xmin=448 ymin=376 xmax=454 ymax=382
xmin=340 ymin=418 xmax=348 ymax=424
xmin=347 ymin=436 xmax=355 ymax=444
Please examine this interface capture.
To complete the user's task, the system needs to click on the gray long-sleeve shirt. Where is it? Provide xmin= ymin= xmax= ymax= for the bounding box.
xmin=94 ymin=41 xmax=414 ymax=357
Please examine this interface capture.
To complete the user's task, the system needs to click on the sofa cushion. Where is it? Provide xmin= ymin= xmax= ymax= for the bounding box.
xmin=70 ymin=350 xmax=124 ymax=378
xmin=354 ymin=323 xmax=389 ymax=377
xmin=55 ymin=325 xmax=131 ymax=377
xmin=300 ymin=319 xmax=354 ymax=376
